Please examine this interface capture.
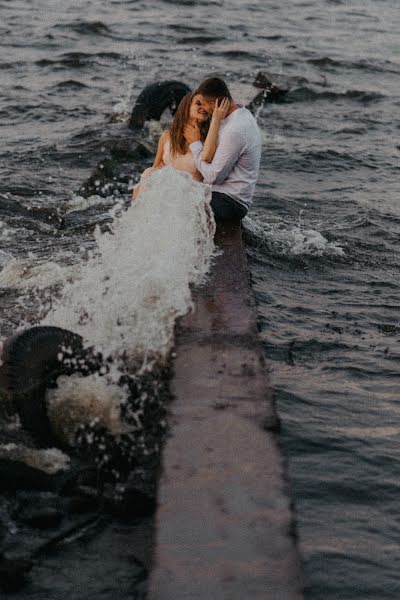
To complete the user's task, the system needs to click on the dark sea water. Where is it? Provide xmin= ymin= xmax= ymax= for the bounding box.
xmin=1 ymin=0 xmax=399 ymax=598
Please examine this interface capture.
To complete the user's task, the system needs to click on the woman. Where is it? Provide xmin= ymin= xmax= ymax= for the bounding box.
xmin=132 ymin=92 xmax=229 ymax=199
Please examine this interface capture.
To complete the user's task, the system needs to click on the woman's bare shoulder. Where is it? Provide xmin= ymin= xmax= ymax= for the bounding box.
xmin=160 ymin=130 xmax=170 ymax=142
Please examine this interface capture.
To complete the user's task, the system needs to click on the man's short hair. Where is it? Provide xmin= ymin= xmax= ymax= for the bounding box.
xmin=196 ymin=77 xmax=232 ymax=101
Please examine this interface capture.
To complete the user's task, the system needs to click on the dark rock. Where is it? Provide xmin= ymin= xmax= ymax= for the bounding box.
xmin=0 ymin=556 xmax=32 ymax=593
xmin=247 ymin=71 xmax=289 ymax=113
xmin=110 ymin=140 xmax=152 ymax=161
xmin=253 ymin=71 xmax=274 ymax=89
xmin=78 ymin=140 xmax=153 ymax=198
xmin=247 ymin=86 xmax=288 ymax=113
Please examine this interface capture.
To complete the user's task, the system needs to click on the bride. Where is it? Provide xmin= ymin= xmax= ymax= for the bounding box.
xmin=132 ymin=91 xmax=229 ymax=199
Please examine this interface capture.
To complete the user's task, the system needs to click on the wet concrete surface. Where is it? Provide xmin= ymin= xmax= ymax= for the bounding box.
xmin=148 ymin=222 xmax=304 ymax=599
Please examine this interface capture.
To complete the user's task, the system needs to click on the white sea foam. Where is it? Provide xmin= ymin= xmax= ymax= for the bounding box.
xmin=112 ymin=79 xmax=134 ymax=118
xmin=0 ymin=256 xmax=77 ymax=290
xmin=46 ymin=373 xmax=131 ymax=445
xmin=65 ymin=193 xmax=111 ymax=214
xmin=43 ymin=167 xmax=215 ymax=363
xmin=243 ymin=215 xmax=345 ymax=257
xmin=1 ymin=168 xmax=215 ymax=441
xmin=0 ymin=443 xmax=70 ymax=474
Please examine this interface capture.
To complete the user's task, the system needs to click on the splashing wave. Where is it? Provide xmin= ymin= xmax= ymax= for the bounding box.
xmin=243 ymin=215 xmax=345 ymax=258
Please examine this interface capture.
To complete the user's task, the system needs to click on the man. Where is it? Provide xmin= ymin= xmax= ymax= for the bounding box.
xmin=184 ymin=77 xmax=262 ymax=221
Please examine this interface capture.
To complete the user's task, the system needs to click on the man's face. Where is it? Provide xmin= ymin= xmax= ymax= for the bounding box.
xmin=199 ymin=95 xmax=215 ymax=116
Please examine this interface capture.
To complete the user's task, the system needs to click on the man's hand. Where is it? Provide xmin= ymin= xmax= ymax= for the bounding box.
xmin=184 ymin=123 xmax=201 ymax=145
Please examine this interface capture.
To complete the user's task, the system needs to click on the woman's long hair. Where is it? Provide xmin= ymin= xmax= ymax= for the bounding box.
xmin=169 ymin=92 xmax=208 ymax=158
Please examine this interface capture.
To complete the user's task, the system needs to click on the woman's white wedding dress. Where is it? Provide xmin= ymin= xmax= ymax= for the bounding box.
xmin=133 ymin=136 xmax=202 ymax=196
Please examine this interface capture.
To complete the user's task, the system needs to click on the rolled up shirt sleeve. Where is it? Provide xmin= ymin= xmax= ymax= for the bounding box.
xmin=190 ymin=130 xmax=244 ymax=185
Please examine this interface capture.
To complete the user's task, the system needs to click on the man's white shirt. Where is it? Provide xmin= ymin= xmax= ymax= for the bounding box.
xmin=190 ymin=106 xmax=262 ymax=208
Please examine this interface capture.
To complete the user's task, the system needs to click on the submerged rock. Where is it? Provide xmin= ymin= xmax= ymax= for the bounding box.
xmin=247 ymin=72 xmax=288 ymax=111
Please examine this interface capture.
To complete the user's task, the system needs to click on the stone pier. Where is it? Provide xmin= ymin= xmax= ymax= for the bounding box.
xmin=148 ymin=222 xmax=304 ymax=599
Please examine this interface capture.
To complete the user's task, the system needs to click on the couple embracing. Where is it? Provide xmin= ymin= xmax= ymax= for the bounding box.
xmin=133 ymin=77 xmax=261 ymax=221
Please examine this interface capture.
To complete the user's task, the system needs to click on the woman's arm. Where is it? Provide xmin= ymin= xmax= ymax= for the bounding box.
xmin=152 ymin=130 xmax=169 ymax=167
xmin=132 ymin=131 xmax=168 ymax=201
xmin=201 ymin=98 xmax=230 ymax=162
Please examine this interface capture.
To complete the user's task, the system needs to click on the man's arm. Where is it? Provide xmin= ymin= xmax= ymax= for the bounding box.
xmin=189 ymin=129 xmax=244 ymax=185
xmin=201 ymin=98 xmax=230 ymax=162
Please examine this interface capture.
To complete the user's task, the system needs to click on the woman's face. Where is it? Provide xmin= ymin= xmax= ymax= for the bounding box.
xmin=189 ymin=94 xmax=208 ymax=122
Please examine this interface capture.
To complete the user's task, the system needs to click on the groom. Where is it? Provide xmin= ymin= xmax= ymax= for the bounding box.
xmin=184 ymin=77 xmax=261 ymax=221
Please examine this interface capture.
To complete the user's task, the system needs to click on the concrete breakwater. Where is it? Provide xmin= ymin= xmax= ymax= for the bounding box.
xmin=149 ymin=221 xmax=304 ymax=599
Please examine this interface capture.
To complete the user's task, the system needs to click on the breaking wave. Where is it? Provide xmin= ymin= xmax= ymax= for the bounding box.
xmin=0 ymin=168 xmax=215 ymax=442
xmin=41 ymin=167 xmax=215 ymax=364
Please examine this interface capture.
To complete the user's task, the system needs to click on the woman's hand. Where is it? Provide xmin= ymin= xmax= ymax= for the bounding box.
xmin=212 ymin=97 xmax=230 ymax=122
